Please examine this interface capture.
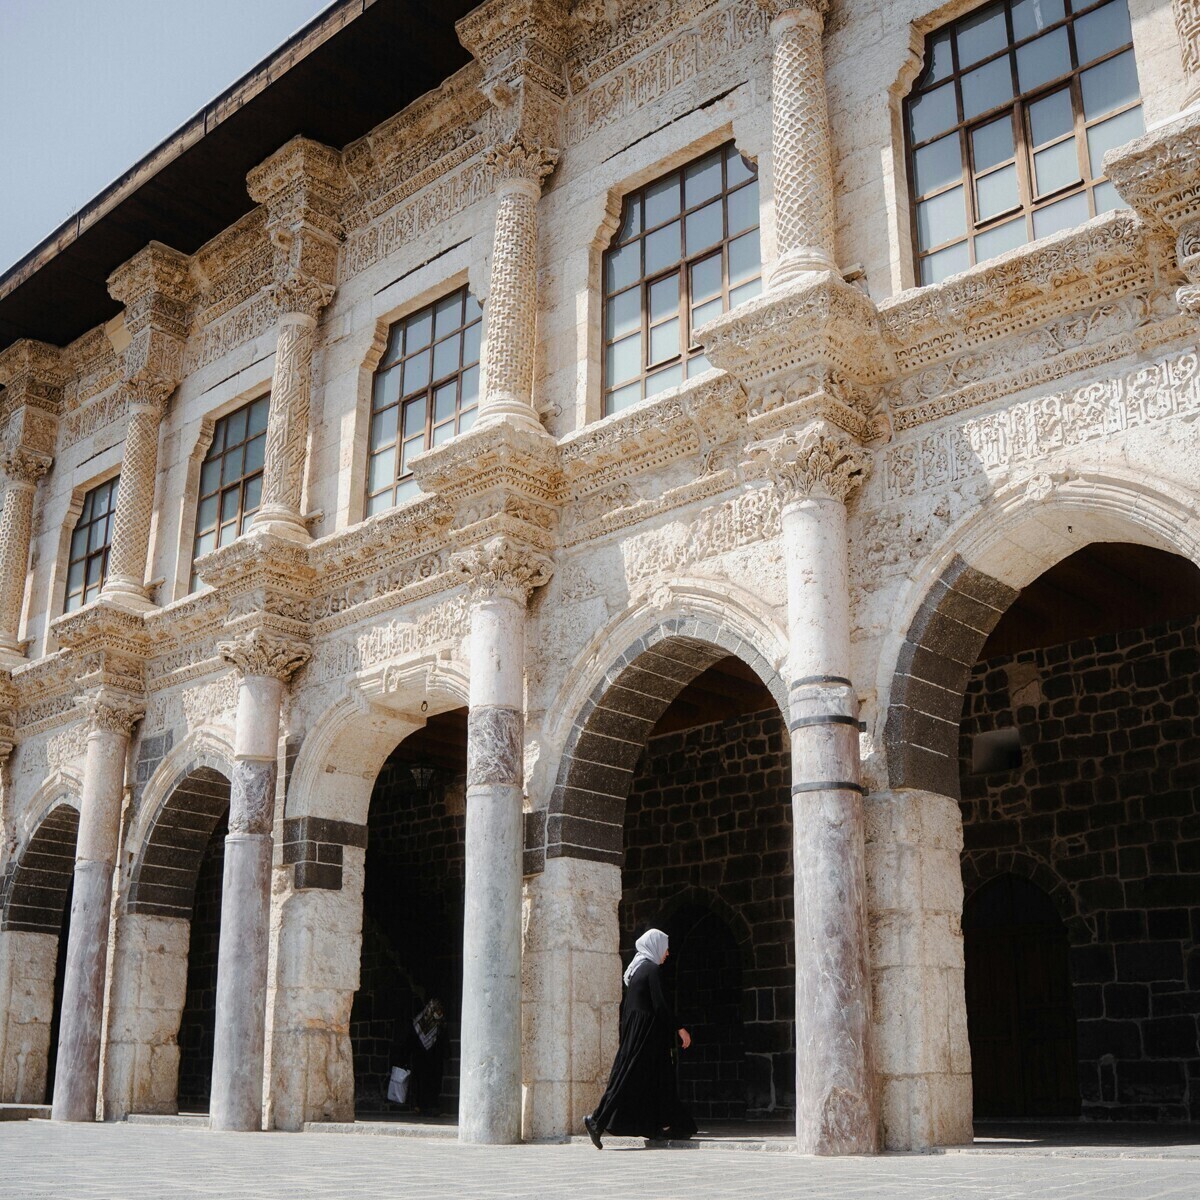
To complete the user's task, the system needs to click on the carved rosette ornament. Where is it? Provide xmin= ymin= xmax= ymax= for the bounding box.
xmin=758 ymin=0 xmax=836 ymax=285
xmin=745 ymin=421 xmax=871 ymax=506
xmin=218 ymin=629 xmax=312 ymax=682
xmin=452 ymin=536 xmax=553 ymax=605
xmin=75 ymin=689 xmax=145 ymax=737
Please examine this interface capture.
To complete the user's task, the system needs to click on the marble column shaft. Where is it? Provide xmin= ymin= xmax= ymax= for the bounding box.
xmin=459 ymin=593 xmax=526 ymax=1144
xmin=1174 ymin=0 xmax=1200 ymax=110
xmin=0 ymin=468 xmax=41 ymax=655
xmin=783 ymin=492 xmax=879 ymax=1155
xmin=766 ymin=4 xmax=837 ymax=286
xmin=209 ymin=672 xmax=284 ymax=1132
xmin=51 ymin=703 xmax=138 ymax=1122
xmin=104 ymin=395 xmax=165 ymax=602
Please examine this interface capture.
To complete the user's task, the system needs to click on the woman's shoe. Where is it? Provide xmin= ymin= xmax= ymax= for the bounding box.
xmin=583 ymin=1114 xmax=604 ymax=1150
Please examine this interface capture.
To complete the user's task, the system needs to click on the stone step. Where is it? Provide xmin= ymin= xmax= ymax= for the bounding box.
xmin=303 ymin=1120 xmax=456 ymax=1139
xmin=125 ymin=1113 xmax=211 ymax=1128
xmin=0 ymin=1103 xmax=51 ymax=1121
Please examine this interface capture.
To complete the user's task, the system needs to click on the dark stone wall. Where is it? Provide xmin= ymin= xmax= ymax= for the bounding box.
xmin=621 ymin=706 xmax=794 ymax=1122
xmin=960 ymin=613 xmax=1200 ymax=1123
xmin=176 ymin=811 xmax=227 ymax=1112
xmin=351 ymin=760 xmax=465 ymax=1115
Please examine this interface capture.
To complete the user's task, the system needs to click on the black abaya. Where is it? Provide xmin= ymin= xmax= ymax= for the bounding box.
xmin=591 ymin=961 xmax=696 ymax=1139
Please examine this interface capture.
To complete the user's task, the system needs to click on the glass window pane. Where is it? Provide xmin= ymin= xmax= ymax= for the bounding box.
xmin=464 ymin=291 xmax=482 ymax=322
xmin=1081 ymin=51 xmax=1140 ymax=119
xmin=977 ymin=163 xmax=1020 ymax=219
xmin=962 ymin=57 xmax=1014 ymax=121
xmin=463 ymin=321 xmax=481 ymax=366
xmin=645 ymin=363 xmax=683 ymax=397
xmin=687 ymin=352 xmax=711 ymax=376
xmin=244 ymin=434 xmax=265 ymax=475
xmin=432 ymin=331 xmax=460 ymax=380
xmin=1075 ymin=0 xmax=1132 ymax=64
xmin=461 ymin=365 xmax=480 ymax=408
xmin=605 ymin=240 xmax=640 ymax=293
xmin=368 ymin=447 xmax=396 ymax=494
xmin=373 ymin=365 xmax=401 ymax=412
xmin=1032 ymin=189 xmax=1090 ymax=238
xmin=86 ymin=555 xmax=103 ymax=587
xmin=691 ymin=254 xmax=723 ymax=302
xmin=1016 ymin=26 xmax=1070 ymax=91
xmin=242 ymin=475 xmax=262 ymax=518
xmin=70 ymin=526 xmax=87 ymax=561
xmin=1034 ymin=137 xmax=1081 ymax=194
xmin=199 ymin=456 xmax=221 ymax=495
xmin=618 ymin=194 xmax=642 ymax=242
xmin=1092 ymin=179 xmax=1128 ymax=213
xmin=914 ymin=133 xmax=963 ymax=195
xmin=649 ymin=318 xmax=680 ymax=365
xmin=728 ymin=229 xmax=761 ymax=284
xmin=606 ymin=288 xmax=641 ymax=340
xmin=406 ymin=307 xmax=433 ymax=350
xmin=972 ymin=116 xmax=1015 ymax=172
xmin=403 ymin=396 xmax=427 ymax=438
xmin=729 ymin=278 xmax=762 ymax=308
xmin=1029 ymin=88 xmax=1075 ymax=145
xmin=685 ymin=200 xmax=723 ymax=254
xmin=196 ymin=493 xmax=219 ymax=531
xmin=434 ymin=381 xmax=457 ymax=424
xmin=649 ymin=275 xmax=680 ymax=322
xmin=684 ymin=153 xmax=723 ymax=207
xmin=644 ymin=221 xmax=681 ymax=275
xmin=248 ymin=397 xmax=269 ymax=436
xmin=726 ymin=147 xmax=754 ymax=187
xmin=727 ymin=180 xmax=759 ymax=235
xmin=957 ymin=2 xmax=1008 ymax=67
xmin=974 ymin=215 xmax=1028 ymax=261
xmin=432 ymin=422 xmax=455 ymax=447
xmin=925 ymin=29 xmax=954 ymax=84
xmin=692 ymin=296 xmax=724 ymax=329
xmin=400 ymin=435 xmax=425 ymax=469
xmin=605 ymin=334 xmax=641 ymax=386
xmin=1011 ymin=0 xmax=1066 ymax=41
xmin=644 ymin=174 xmax=681 ymax=227
xmin=1086 ymin=106 xmax=1144 ymax=175
xmin=403 ymin=349 xmax=430 ymax=395
xmin=67 ymin=558 xmax=85 ymax=592
xmin=394 ymin=476 xmax=420 ymax=504
xmin=434 ymin=292 xmax=462 ymax=337
xmin=920 ymin=240 xmax=970 ymax=285
xmin=917 ymin=186 xmax=967 ymax=250
xmin=88 ymin=517 xmax=105 ymax=552
xmin=221 ymin=446 xmax=245 ymax=485
xmin=194 ymin=529 xmax=217 ymax=559
xmin=910 ymin=81 xmax=958 ymax=143
xmin=220 ymin=487 xmax=240 ymax=524
xmin=606 ymin=381 xmax=642 ymax=414
xmin=371 ymin=406 xmax=398 ymax=450
xmin=381 ymin=324 xmax=404 ymax=367
xmin=224 ymin=407 xmax=248 ymax=446
xmin=366 ymin=490 xmax=393 ymax=517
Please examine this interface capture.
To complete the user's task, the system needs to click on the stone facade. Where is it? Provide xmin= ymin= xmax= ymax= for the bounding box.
xmin=0 ymin=0 xmax=1198 ymax=1155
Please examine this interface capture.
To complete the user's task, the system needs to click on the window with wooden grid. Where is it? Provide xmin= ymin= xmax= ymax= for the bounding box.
xmin=191 ymin=394 xmax=269 ymax=582
xmin=366 ymin=287 xmax=482 ymax=515
xmin=65 ymin=476 xmax=120 ymax=613
xmin=602 ymin=144 xmax=761 ymax=416
xmin=906 ymin=0 xmax=1143 ymax=286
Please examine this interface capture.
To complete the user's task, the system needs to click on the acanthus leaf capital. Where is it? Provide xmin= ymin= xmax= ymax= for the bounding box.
xmin=451 ymin=535 xmax=553 ymax=604
xmin=218 ymin=629 xmax=311 ymax=682
xmin=744 ymin=420 xmax=870 ymax=504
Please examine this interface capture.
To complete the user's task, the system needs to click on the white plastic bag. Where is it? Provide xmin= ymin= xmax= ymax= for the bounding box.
xmin=387 ymin=1066 xmax=411 ymax=1104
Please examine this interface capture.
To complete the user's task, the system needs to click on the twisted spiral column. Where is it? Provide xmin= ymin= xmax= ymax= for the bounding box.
xmin=0 ymin=451 xmax=50 ymax=659
xmin=765 ymin=2 xmax=838 ymax=287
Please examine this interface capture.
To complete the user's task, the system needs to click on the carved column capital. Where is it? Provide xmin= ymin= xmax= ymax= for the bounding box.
xmin=452 ymin=536 xmax=553 ymax=605
xmin=273 ymin=274 xmax=337 ymax=320
xmin=745 ymin=421 xmax=870 ymax=505
xmin=486 ymin=139 xmax=559 ymax=196
xmin=759 ymin=0 xmax=829 ymax=31
xmin=0 ymin=338 xmax=65 ymax=418
xmin=75 ymin=688 xmax=145 ymax=737
xmin=3 ymin=446 xmax=53 ymax=488
xmin=218 ymin=628 xmax=311 ymax=682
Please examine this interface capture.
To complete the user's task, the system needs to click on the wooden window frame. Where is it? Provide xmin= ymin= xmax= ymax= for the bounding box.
xmin=64 ymin=476 xmax=120 ymax=613
xmin=366 ymin=286 xmax=482 ymax=516
xmin=905 ymin=0 xmax=1143 ymax=285
xmin=601 ymin=143 xmax=762 ymax=416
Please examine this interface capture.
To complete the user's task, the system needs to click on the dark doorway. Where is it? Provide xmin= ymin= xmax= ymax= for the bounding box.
xmin=963 ymin=874 xmax=1079 ymax=1119
xmin=176 ymin=810 xmax=227 ymax=1112
xmin=44 ymin=872 xmax=74 ymax=1104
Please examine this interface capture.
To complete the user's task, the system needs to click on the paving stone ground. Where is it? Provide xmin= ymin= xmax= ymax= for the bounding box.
xmin=2 ymin=1121 xmax=1200 ymax=1200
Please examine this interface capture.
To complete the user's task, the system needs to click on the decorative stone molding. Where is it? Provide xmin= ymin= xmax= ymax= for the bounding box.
xmin=2 ymin=446 xmax=52 ymax=487
xmin=1173 ymin=0 xmax=1200 ymax=111
xmin=75 ymin=689 xmax=145 ymax=737
xmin=217 ymin=628 xmax=311 ymax=682
xmin=1106 ymin=110 xmax=1200 ymax=316
xmin=0 ymin=339 xmax=65 ymax=422
xmin=701 ymin=272 xmax=889 ymax=439
xmin=451 ymin=535 xmax=553 ymax=605
xmin=744 ymin=420 xmax=870 ymax=505
xmin=485 ymin=138 xmax=559 ymax=193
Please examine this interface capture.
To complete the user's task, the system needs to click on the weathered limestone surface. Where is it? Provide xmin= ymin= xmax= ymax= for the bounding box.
xmin=0 ymin=930 xmax=58 ymax=1104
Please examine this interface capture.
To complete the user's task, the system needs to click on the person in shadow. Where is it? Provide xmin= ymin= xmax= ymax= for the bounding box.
xmin=584 ymin=928 xmax=696 ymax=1148
xmin=401 ymin=996 xmax=447 ymax=1116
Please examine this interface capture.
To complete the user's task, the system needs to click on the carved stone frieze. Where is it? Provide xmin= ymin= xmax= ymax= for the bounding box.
xmin=217 ymin=628 xmax=311 ymax=682
xmin=75 ymin=688 xmax=145 ymax=737
xmin=0 ymin=339 xmax=65 ymax=423
xmin=451 ymin=535 xmax=554 ymax=605
xmin=744 ymin=420 xmax=870 ymax=505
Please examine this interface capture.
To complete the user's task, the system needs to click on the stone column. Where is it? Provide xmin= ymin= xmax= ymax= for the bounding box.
xmin=452 ymin=537 xmax=551 ymax=1144
xmin=760 ymin=0 xmax=837 ymax=287
xmin=749 ymin=421 xmax=877 ymax=1154
xmin=477 ymin=142 xmax=558 ymax=433
xmin=0 ymin=449 xmax=51 ymax=663
xmin=209 ymin=630 xmax=309 ymax=1132
xmin=1174 ymin=0 xmax=1200 ymax=111
xmin=51 ymin=690 xmax=142 ymax=1122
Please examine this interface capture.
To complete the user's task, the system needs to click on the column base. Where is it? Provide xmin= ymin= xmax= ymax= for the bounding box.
xmin=0 ymin=644 xmax=26 ymax=668
xmin=249 ymin=506 xmax=311 ymax=544
xmin=473 ymin=398 xmax=544 ymax=437
xmin=97 ymin=578 xmax=157 ymax=612
xmin=769 ymin=248 xmax=839 ymax=291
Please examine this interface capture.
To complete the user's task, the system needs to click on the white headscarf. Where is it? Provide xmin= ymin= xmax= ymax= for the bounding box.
xmin=623 ymin=928 xmax=668 ymax=986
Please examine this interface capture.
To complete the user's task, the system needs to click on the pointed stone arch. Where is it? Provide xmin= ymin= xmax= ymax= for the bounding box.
xmin=0 ymin=801 xmax=80 ymax=934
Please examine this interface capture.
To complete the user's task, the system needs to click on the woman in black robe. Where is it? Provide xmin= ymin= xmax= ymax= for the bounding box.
xmin=584 ymin=928 xmax=696 ymax=1148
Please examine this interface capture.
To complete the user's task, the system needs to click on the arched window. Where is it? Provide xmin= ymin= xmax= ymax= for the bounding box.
xmin=65 ymin=476 xmax=119 ymax=612
xmin=602 ymin=144 xmax=761 ymax=416
xmin=906 ymin=0 xmax=1143 ymax=285
xmin=191 ymin=394 xmax=269 ymax=583
xmin=367 ymin=287 xmax=482 ymax=515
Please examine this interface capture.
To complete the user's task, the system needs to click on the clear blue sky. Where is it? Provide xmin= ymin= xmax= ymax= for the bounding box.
xmin=0 ymin=0 xmax=333 ymax=275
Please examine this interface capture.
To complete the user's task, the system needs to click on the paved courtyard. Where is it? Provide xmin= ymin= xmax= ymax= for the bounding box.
xmin=1 ymin=1120 xmax=1199 ymax=1200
